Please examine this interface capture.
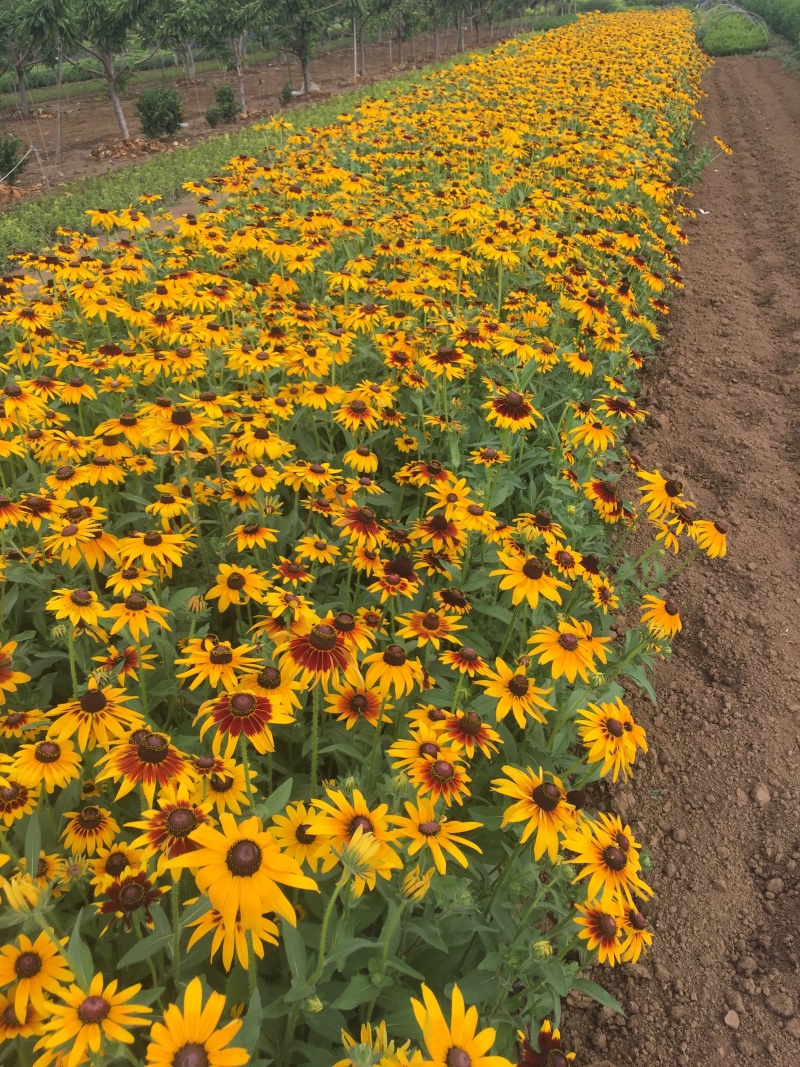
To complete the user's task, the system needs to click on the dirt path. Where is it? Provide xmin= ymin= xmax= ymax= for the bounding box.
xmin=566 ymin=54 xmax=800 ymax=1067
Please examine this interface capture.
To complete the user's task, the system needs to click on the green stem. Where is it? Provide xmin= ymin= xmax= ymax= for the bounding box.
xmin=603 ymin=635 xmax=651 ymax=685
xmin=483 ymin=836 xmax=527 ymax=918
xmin=308 ymin=873 xmax=348 ymax=987
xmin=171 ymin=880 xmax=181 ymax=991
xmin=498 ymin=603 xmax=522 ymax=661
xmin=68 ymin=629 xmax=79 ymax=697
xmin=247 ymin=931 xmax=257 ymax=998
xmin=365 ymin=900 xmax=408 ymax=1022
xmin=661 ymin=544 xmax=701 ymax=584
xmin=310 ymin=686 xmax=321 ymax=798
xmin=240 ymin=734 xmax=255 ymax=805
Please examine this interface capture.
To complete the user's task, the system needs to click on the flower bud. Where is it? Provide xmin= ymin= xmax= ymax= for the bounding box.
xmin=531 ymin=939 xmax=553 ymax=959
xmin=304 ymin=996 xmax=323 ymax=1014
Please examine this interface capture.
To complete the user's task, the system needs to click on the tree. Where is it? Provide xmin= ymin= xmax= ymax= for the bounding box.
xmin=0 ymin=0 xmax=43 ymax=115
xmin=176 ymin=0 xmax=261 ymax=114
xmin=267 ymin=0 xmax=343 ymax=96
xmin=69 ymin=0 xmax=162 ymax=139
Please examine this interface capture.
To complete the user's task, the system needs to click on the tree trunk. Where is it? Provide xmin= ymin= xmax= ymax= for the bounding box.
xmin=301 ymin=55 xmax=312 ymax=95
xmin=353 ymin=14 xmax=358 ymax=81
xmin=231 ymin=33 xmax=246 ymax=113
xmin=55 ymin=41 xmax=63 ymax=166
xmin=474 ymin=15 xmax=481 ymax=44
xmin=103 ymin=53 xmax=129 ymax=139
xmin=456 ymin=16 xmax=465 ymax=51
xmin=17 ymin=70 xmax=29 ymax=116
xmin=182 ymin=39 xmax=195 ymax=82
xmin=359 ymin=31 xmax=365 ymax=76
xmin=434 ymin=17 xmax=440 ymax=57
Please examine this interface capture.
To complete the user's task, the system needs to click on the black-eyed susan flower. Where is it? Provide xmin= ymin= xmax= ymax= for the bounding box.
xmin=475 ymin=657 xmax=553 ymax=728
xmin=96 ymin=869 xmax=168 ymax=932
xmin=175 ymin=638 xmax=262 ymax=691
xmin=61 ymin=805 xmax=119 ymax=855
xmin=229 ymin=521 xmax=279 ymax=551
xmin=395 ymin=609 xmax=466 ymax=649
xmin=575 ymin=696 xmax=648 ymax=782
xmin=441 ymin=709 xmax=501 ymax=759
xmin=410 ymin=982 xmax=513 ymax=1067
xmin=527 ymin=618 xmax=610 ymax=683
xmin=307 ymin=788 xmax=402 ymax=896
xmin=107 ymin=594 xmax=172 ymax=643
xmin=562 ymin=812 xmax=653 ymax=910
xmin=641 ymin=594 xmax=682 ymax=638
xmin=0 ymin=931 xmax=73 ymax=1020
xmin=143 ymin=977 xmax=246 ymax=1067
xmin=620 ymin=903 xmax=654 ymax=963
xmin=89 ymin=844 xmax=143 ymax=891
xmin=409 ymin=754 xmax=471 ymax=808
xmin=389 ymin=797 xmax=482 ymax=874
xmin=0 ymin=708 xmax=44 ymax=740
xmin=0 ymin=988 xmax=44 ymax=1041
xmin=490 ymin=551 xmax=570 ymax=610
xmin=0 ymin=778 xmax=37 ymax=826
xmin=636 ymin=468 xmax=692 ymax=518
xmin=325 ymin=679 xmax=391 ymax=730
xmin=491 ymin=766 xmax=574 ymax=862
xmin=275 ymin=623 xmax=356 ymax=691
xmin=206 ymin=564 xmax=269 ymax=612
xmin=692 ymin=518 xmax=729 ymax=558
xmin=196 ymin=687 xmax=293 ymax=754
xmin=14 ymin=738 xmax=81 ymax=793
xmin=185 ymin=904 xmax=279 ymax=972
xmin=271 ymin=800 xmax=334 ymax=874
xmin=95 ymin=731 xmax=189 ymax=806
xmin=168 ymin=812 xmax=317 ymax=929
xmin=38 ymin=971 xmax=152 ymax=1064
xmin=127 ymin=782 xmax=215 ymax=878
xmin=574 ymin=898 xmax=625 ymax=965
xmin=363 ymin=643 xmax=425 ymax=697
xmin=439 ymin=646 xmax=487 ymax=678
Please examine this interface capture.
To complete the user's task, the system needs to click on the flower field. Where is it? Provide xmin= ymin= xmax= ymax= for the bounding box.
xmin=0 ymin=10 xmax=726 ymax=1066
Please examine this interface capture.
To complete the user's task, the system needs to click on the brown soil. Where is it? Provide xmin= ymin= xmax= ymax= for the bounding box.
xmin=0 ymin=24 xmax=520 ymax=193
xmin=567 ymin=55 xmax=800 ymax=1067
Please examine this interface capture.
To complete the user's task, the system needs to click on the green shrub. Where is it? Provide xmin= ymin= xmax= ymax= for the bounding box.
xmin=280 ymin=82 xmax=293 ymax=106
xmin=134 ymin=86 xmax=184 ymax=138
xmin=0 ymin=133 xmax=27 ymax=186
xmin=205 ymin=106 xmax=221 ymax=127
xmin=746 ymin=0 xmax=800 ymax=44
xmin=215 ymin=84 xmax=239 ymax=121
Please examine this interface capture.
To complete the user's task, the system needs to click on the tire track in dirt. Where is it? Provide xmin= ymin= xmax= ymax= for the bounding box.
xmin=567 ymin=56 xmax=800 ymax=1066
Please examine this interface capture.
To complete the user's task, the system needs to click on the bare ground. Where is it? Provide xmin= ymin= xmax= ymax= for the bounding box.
xmin=567 ymin=54 xmax=800 ymax=1067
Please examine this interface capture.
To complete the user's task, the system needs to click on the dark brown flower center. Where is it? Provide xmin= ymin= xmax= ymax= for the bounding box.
xmin=209 ymin=644 xmax=233 ymax=664
xmin=504 ymin=392 xmax=523 ymax=408
xmin=714 ymin=520 xmax=730 ymax=534
xmin=558 ymin=633 xmax=579 ymax=651
xmin=333 ymin=612 xmax=355 ymax=632
xmin=70 ymin=590 xmax=93 ymax=607
xmin=120 ymin=883 xmax=145 ymax=908
xmin=629 ymin=909 xmax=647 ymax=931
xmin=226 ymin=840 xmax=262 ymax=876
xmin=432 ymin=760 xmax=455 ymax=781
xmin=419 ymin=820 xmax=440 ymax=837
xmin=125 ymin=594 xmax=147 ymax=612
xmin=295 ymin=823 xmax=316 ymax=845
xmin=459 ymin=711 xmax=483 ymax=736
xmin=0 ymin=783 xmax=20 ymax=801
xmin=226 ymin=573 xmax=246 ymax=590
xmin=78 ymin=995 xmax=110 ymax=1023
xmin=598 ymin=912 xmax=618 ymax=939
xmin=210 ymin=773 xmax=234 ymax=792
xmin=256 ymin=667 xmax=281 ymax=689
xmin=349 ymin=695 xmax=368 ymax=714
xmin=171 ymin=407 xmax=193 ymax=426
xmin=143 ymin=531 xmax=163 ymax=547
xmin=354 ymin=507 xmax=376 ymax=524
xmin=664 ymin=479 xmax=683 ymax=497
xmin=35 ymin=741 xmax=61 ymax=763
xmin=606 ymin=717 xmax=624 ymax=737
xmin=308 ymin=624 xmax=337 ymax=652
xmin=14 ymin=951 xmax=42 ymax=979
xmin=80 ymin=690 xmax=107 ymax=714
xmin=664 ymin=600 xmax=679 ymax=616
xmin=460 ymin=648 xmax=478 ymax=662
xmin=602 ymin=845 xmax=627 ymax=871
xmin=508 ymin=674 xmax=529 ymax=697
xmin=78 ymin=805 xmax=104 ymax=829
xmin=422 ymin=612 xmax=441 ymax=630
xmin=383 ymin=644 xmax=407 ymax=667
xmin=446 ymin=1050 xmax=471 ymax=1067
xmin=166 ymin=808 xmax=198 ymax=836
xmin=532 ymin=782 xmax=561 ymax=812
xmin=522 ymin=558 xmax=546 ymax=580
xmin=137 ymin=734 xmax=170 ymax=763
xmin=348 ymin=815 xmax=373 ymax=835
xmin=2 ymin=1003 xmax=21 ymax=1027
xmin=230 ymin=693 xmax=257 ymax=716
xmin=105 ymin=852 xmax=129 ymax=876
xmin=420 ymin=742 xmax=439 ymax=758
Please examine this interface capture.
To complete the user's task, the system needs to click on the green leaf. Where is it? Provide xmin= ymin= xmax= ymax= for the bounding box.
xmin=237 ymin=987 xmax=262 ymax=1055
xmin=472 ymin=602 xmax=513 ymax=624
xmin=117 ymin=931 xmax=172 ymax=969
xmin=573 ymin=977 xmax=626 ymax=1016
xmin=67 ymin=909 xmax=94 ymax=989
xmin=539 ymin=958 xmax=570 ymax=997
xmin=324 ymin=936 xmax=377 ymax=972
xmin=330 ymin=974 xmax=375 ymax=1010
xmin=24 ymin=809 xmax=41 ymax=884
xmin=403 ymin=920 xmax=447 ymax=953
xmin=251 ymin=777 xmax=293 ymax=823
xmin=281 ymin=919 xmax=307 ymax=981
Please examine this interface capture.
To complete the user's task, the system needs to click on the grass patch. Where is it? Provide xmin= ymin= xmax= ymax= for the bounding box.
xmin=698 ymin=11 xmax=770 ymax=55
